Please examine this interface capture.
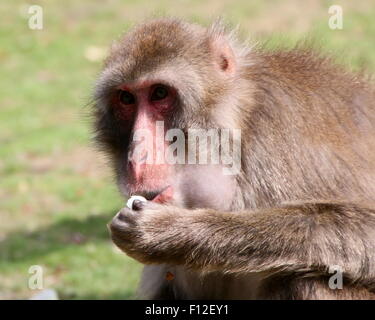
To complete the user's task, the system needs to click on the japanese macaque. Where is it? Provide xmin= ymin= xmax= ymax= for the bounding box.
xmin=92 ymin=18 xmax=375 ymax=299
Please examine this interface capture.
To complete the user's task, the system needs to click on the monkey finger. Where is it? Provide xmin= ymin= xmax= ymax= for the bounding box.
xmin=127 ymin=195 xmax=147 ymax=210
xmin=111 ymin=208 xmax=137 ymax=229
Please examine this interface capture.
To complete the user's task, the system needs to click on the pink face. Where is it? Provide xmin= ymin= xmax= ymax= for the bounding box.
xmin=114 ymin=81 xmax=177 ymax=122
xmin=112 ymin=82 xmax=177 ymax=203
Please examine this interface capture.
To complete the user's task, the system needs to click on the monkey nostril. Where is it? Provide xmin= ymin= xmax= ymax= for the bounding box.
xmin=139 ymin=152 xmax=148 ymax=164
xmin=128 ymin=150 xmax=148 ymax=181
xmin=129 ymin=151 xmax=148 ymax=165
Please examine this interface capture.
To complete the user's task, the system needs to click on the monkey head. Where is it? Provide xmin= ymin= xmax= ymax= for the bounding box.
xmin=93 ymin=19 xmax=248 ymax=211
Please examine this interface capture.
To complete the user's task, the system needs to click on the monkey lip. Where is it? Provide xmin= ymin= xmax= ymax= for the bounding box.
xmin=152 ymin=186 xmax=173 ymax=203
xmin=132 ymin=185 xmax=173 ymax=204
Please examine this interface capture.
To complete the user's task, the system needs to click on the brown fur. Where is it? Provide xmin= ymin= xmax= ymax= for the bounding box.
xmin=93 ymin=18 xmax=375 ymax=299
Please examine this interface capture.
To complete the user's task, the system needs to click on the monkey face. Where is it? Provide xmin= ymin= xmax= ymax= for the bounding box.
xmin=100 ymin=79 xmax=239 ymax=210
xmin=93 ymin=19 xmax=242 ymax=211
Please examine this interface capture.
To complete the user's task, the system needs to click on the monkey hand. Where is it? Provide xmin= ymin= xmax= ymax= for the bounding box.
xmin=109 ymin=202 xmax=197 ymax=265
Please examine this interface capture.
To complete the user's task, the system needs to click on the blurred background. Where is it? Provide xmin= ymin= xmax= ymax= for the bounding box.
xmin=0 ymin=0 xmax=374 ymax=299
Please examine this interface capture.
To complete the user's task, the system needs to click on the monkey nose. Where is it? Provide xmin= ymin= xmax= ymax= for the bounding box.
xmin=128 ymin=151 xmax=148 ymax=181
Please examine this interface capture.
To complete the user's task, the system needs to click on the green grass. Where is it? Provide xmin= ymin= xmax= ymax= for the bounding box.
xmin=0 ymin=0 xmax=374 ymax=299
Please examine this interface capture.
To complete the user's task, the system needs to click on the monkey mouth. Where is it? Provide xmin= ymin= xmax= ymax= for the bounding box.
xmin=131 ymin=185 xmax=173 ymax=204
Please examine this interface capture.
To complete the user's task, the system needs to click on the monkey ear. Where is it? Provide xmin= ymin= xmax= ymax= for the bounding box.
xmin=208 ymin=21 xmax=236 ymax=75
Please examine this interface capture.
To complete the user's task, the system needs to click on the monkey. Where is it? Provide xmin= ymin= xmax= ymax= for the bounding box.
xmin=92 ymin=18 xmax=375 ymax=299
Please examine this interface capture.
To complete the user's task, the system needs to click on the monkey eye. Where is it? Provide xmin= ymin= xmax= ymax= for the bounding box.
xmin=119 ymin=90 xmax=135 ymax=105
xmin=151 ymin=85 xmax=168 ymax=101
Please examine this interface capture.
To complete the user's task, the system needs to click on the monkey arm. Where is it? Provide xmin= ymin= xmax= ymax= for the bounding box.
xmin=186 ymin=202 xmax=375 ymax=280
xmin=110 ymin=201 xmax=375 ymax=286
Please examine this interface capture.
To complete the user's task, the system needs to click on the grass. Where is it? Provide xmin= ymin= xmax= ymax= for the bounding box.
xmin=0 ymin=0 xmax=374 ymax=299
